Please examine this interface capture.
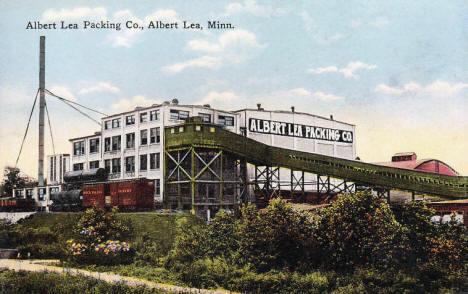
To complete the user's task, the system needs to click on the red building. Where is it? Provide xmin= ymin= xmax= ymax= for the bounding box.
xmin=428 ymin=199 xmax=468 ymax=226
xmin=376 ymin=152 xmax=459 ymax=176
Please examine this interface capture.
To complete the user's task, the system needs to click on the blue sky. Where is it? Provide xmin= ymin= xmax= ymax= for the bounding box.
xmin=0 ymin=0 xmax=467 ymax=178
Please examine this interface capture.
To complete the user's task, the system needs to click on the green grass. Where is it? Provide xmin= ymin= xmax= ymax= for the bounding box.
xmin=15 ymin=212 xmax=202 ymax=245
xmin=0 ymin=270 xmax=172 ymax=294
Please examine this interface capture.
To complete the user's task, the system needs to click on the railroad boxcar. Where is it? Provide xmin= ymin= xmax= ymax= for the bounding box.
xmin=82 ymin=183 xmax=108 ymax=208
xmin=110 ymin=179 xmax=154 ymax=210
xmin=82 ymin=179 xmax=154 ymax=211
xmin=0 ymin=197 xmax=36 ymax=212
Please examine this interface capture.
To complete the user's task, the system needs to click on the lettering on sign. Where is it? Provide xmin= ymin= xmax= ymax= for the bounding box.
xmin=248 ymin=118 xmax=353 ymax=143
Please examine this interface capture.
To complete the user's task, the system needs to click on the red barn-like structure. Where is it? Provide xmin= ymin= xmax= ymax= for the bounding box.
xmin=376 ymin=152 xmax=459 ymax=176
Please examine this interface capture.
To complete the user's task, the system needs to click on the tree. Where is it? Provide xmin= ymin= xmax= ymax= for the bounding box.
xmin=2 ymin=167 xmax=28 ymax=197
xmin=315 ymin=191 xmax=403 ymax=269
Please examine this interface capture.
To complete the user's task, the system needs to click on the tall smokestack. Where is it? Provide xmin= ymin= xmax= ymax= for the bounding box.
xmin=38 ymin=36 xmax=45 ymax=186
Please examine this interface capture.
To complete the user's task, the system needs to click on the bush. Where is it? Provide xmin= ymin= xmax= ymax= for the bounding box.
xmin=66 ymin=207 xmax=134 ymax=265
xmin=315 ymin=192 xmax=402 ymax=269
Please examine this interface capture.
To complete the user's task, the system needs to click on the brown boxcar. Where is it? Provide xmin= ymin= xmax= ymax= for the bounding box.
xmin=83 ymin=179 xmax=154 ymax=211
xmin=82 ymin=183 xmax=107 ymax=208
xmin=113 ymin=179 xmax=154 ymax=210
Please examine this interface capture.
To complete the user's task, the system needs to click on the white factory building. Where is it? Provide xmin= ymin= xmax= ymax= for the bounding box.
xmin=68 ymin=100 xmax=355 ymax=202
xmin=13 ymin=100 xmax=355 ymax=207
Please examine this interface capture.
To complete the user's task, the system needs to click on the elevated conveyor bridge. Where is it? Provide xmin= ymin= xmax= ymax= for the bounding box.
xmin=164 ymin=120 xmax=468 ymax=212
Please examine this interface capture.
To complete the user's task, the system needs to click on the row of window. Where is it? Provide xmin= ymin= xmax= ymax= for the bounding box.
xmin=104 ymin=110 xmax=234 ymax=130
xmin=104 ymin=128 xmax=161 ymax=152
xmin=169 ymin=110 xmax=234 ymax=126
xmin=73 ymin=153 xmax=161 ymax=173
xmin=105 ymin=110 xmax=160 ymax=130
xmin=73 ymin=138 xmax=100 ymax=156
xmin=104 ymin=153 xmax=161 ymax=173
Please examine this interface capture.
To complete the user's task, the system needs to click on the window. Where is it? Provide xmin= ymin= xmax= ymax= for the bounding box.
xmin=49 ymin=187 xmax=59 ymax=196
xmin=38 ymin=188 xmax=46 ymax=201
xmin=15 ymin=190 xmax=24 ymax=198
xmin=104 ymin=159 xmax=111 ymax=173
xmin=126 ymin=115 xmax=135 ymax=125
xmin=73 ymin=163 xmax=84 ymax=171
xmin=218 ymin=115 xmax=234 ymax=126
xmin=125 ymin=156 xmax=135 ymax=172
xmin=170 ymin=110 xmax=189 ymax=120
xmin=89 ymin=138 xmax=99 ymax=153
xmin=150 ymin=153 xmax=160 ymax=169
xmin=112 ymin=136 xmax=121 ymax=151
xmin=49 ymin=157 xmax=55 ymax=182
xmin=126 ymin=133 xmax=135 ymax=148
xmin=104 ymin=137 xmax=111 ymax=152
xmin=89 ymin=160 xmax=100 ymax=169
xmin=140 ymin=112 xmax=148 ymax=123
xmin=73 ymin=141 xmax=85 ymax=156
xmin=26 ymin=189 xmax=34 ymax=199
xmin=112 ymin=119 xmax=121 ymax=128
xmin=104 ymin=120 xmax=111 ymax=130
xmin=199 ymin=113 xmax=211 ymax=123
xmin=140 ymin=130 xmax=148 ymax=145
xmin=150 ymin=127 xmax=160 ymax=144
xmin=140 ymin=154 xmax=147 ymax=171
xmin=155 ymin=179 xmax=160 ymax=195
xmin=112 ymin=158 xmax=121 ymax=173
xmin=150 ymin=110 xmax=159 ymax=121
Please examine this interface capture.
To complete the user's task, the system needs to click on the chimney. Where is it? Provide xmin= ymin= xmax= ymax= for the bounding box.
xmin=291 ymin=106 xmax=295 ymax=113
xmin=330 ymin=115 xmax=333 ymax=120
xmin=257 ymin=103 xmax=261 ymax=110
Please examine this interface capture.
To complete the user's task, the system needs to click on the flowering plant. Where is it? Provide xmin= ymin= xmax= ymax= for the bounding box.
xmin=64 ymin=207 xmax=133 ymax=265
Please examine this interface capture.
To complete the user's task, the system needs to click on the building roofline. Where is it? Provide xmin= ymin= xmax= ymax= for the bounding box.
xmin=102 ymin=104 xmax=239 ymax=120
xmin=69 ymin=132 xmax=101 ymax=142
xmin=233 ymin=108 xmax=355 ymax=126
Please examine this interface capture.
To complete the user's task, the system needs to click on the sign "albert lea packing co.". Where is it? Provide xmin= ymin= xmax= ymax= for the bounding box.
xmin=248 ymin=118 xmax=353 ymax=143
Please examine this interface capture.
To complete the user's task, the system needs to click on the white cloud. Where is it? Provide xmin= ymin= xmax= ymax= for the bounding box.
xmin=300 ymin=11 xmax=343 ymax=45
xmin=376 ymin=81 xmax=468 ymax=97
xmin=110 ymin=95 xmax=162 ymax=113
xmin=289 ymin=88 xmax=311 ymax=96
xmin=198 ymin=91 xmax=238 ymax=105
xmin=273 ymin=88 xmax=344 ymax=102
xmin=307 ymin=66 xmax=339 ymax=75
xmin=163 ymin=56 xmax=222 ymax=73
xmin=349 ymin=19 xmax=363 ymax=28
xmin=164 ymin=29 xmax=264 ymax=73
xmin=187 ymin=30 xmax=263 ymax=53
xmin=143 ymin=9 xmax=181 ymax=24
xmin=371 ymin=16 xmax=390 ymax=27
xmin=308 ymin=61 xmax=377 ymax=79
xmin=48 ymin=85 xmax=76 ymax=101
xmin=42 ymin=7 xmax=107 ymax=21
xmin=222 ymin=0 xmax=286 ymax=17
xmin=312 ymin=91 xmax=344 ymax=101
xmin=78 ymin=82 xmax=120 ymax=95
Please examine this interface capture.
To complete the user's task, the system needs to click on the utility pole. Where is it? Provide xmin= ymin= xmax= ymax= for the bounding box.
xmin=38 ymin=36 xmax=45 ymax=186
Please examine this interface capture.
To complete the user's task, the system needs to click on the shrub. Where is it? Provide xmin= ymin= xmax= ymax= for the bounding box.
xmin=315 ymin=191 xmax=402 ymax=269
xmin=66 ymin=206 xmax=134 ymax=265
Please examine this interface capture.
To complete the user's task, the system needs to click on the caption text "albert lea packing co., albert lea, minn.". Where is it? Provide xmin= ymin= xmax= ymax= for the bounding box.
xmin=26 ymin=20 xmax=234 ymax=31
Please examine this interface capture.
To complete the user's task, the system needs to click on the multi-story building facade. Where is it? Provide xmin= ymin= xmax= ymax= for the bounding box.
xmin=13 ymin=100 xmax=355 ymax=210
xmin=69 ymin=100 xmax=355 ymax=203
xmin=69 ymin=100 xmax=239 ymax=202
